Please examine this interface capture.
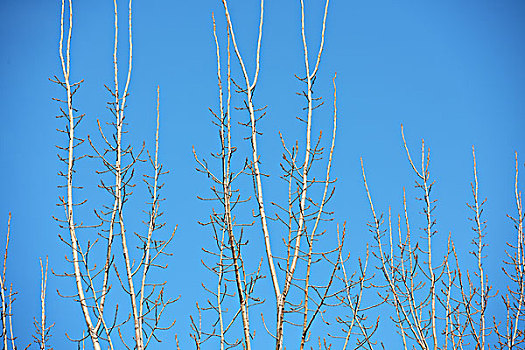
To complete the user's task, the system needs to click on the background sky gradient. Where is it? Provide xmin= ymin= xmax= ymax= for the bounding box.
xmin=0 ymin=0 xmax=524 ymax=348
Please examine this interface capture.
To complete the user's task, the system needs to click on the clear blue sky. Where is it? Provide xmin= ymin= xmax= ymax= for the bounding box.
xmin=0 ymin=0 xmax=524 ymax=348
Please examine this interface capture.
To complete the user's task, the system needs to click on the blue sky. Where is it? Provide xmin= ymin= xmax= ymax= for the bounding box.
xmin=0 ymin=0 xmax=524 ymax=348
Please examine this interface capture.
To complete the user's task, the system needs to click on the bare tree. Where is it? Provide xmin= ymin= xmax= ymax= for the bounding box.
xmin=192 ymin=13 xmax=264 ymax=350
xmin=361 ymin=126 xmax=510 ymax=350
xmin=494 ymin=153 xmax=525 ymax=350
xmin=0 ymin=213 xmax=17 ymax=350
xmin=0 ymin=215 xmax=55 ymax=350
xmin=32 ymin=257 xmax=54 ymax=350
xmin=441 ymin=147 xmax=494 ymax=349
xmin=52 ymin=0 xmax=176 ymax=349
xmin=192 ymin=1 xmax=381 ymax=349
xmin=361 ymin=126 xmax=448 ymax=350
